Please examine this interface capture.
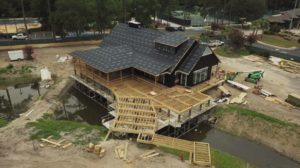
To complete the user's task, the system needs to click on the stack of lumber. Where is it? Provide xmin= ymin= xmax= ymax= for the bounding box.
xmin=230 ymin=92 xmax=247 ymax=104
xmin=115 ymin=142 xmax=128 ymax=160
xmin=227 ymin=80 xmax=250 ymax=91
xmin=40 ymin=136 xmax=72 ymax=149
xmin=218 ymin=86 xmax=231 ymax=97
xmin=139 ymin=150 xmax=160 ymax=159
xmin=285 ymin=93 xmax=300 ymax=107
xmin=86 ymin=142 xmax=106 ymax=158
xmin=279 ymin=60 xmax=300 ymax=74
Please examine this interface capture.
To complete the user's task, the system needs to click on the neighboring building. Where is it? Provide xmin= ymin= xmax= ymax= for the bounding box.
xmin=71 ymin=22 xmax=219 ymax=88
xmin=268 ymin=8 xmax=300 ymax=29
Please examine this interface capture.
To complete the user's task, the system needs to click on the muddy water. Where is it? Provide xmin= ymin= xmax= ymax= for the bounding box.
xmin=0 ymin=82 xmax=47 ymax=119
xmin=181 ymin=123 xmax=300 ymax=168
xmin=55 ymin=87 xmax=108 ymax=125
xmin=58 ymin=88 xmax=300 ymax=168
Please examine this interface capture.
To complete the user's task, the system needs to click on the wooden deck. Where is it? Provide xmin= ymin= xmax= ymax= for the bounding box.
xmin=74 ymin=60 xmax=214 ymax=114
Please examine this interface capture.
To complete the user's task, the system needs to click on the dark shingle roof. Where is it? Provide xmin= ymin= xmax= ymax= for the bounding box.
xmin=177 ymin=45 xmax=218 ymax=74
xmin=71 ymin=23 xmax=194 ymax=76
xmin=154 ymin=33 xmax=188 ymax=47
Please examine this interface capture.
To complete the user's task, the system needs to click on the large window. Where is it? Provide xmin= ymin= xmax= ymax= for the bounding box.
xmin=193 ymin=67 xmax=208 ymax=85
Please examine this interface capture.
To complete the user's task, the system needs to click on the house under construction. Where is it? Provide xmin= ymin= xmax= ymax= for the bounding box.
xmin=70 ymin=21 xmax=223 ymax=166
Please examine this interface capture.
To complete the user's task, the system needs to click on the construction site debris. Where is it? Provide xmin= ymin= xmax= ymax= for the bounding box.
xmin=227 ymin=80 xmax=250 ymax=91
xmin=86 ymin=142 xmax=106 ymax=158
xmin=230 ymin=92 xmax=247 ymax=104
xmin=244 ymin=55 xmax=265 ymax=63
xmin=269 ymin=56 xmax=300 ymax=74
xmin=218 ymin=86 xmax=231 ymax=97
xmin=40 ymin=136 xmax=72 ymax=149
xmin=286 ymin=93 xmax=300 ymax=107
xmin=139 ymin=150 xmax=160 ymax=159
xmin=40 ymin=67 xmax=52 ymax=81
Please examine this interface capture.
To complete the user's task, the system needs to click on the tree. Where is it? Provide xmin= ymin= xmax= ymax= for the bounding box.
xmin=51 ymin=0 xmax=92 ymax=37
xmin=229 ymin=29 xmax=245 ymax=48
xmin=246 ymin=34 xmax=257 ymax=45
xmin=23 ymin=46 xmax=34 ymax=60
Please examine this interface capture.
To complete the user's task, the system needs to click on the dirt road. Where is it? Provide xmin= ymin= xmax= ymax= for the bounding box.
xmin=219 ymin=56 xmax=300 ymax=124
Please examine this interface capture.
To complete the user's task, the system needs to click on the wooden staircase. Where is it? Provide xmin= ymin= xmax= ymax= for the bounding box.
xmin=137 ymin=133 xmax=211 ymax=167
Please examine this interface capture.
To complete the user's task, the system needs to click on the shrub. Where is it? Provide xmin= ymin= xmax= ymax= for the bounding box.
xmin=298 ymin=38 xmax=300 ymax=43
xmin=23 ymin=46 xmax=34 ymax=60
xmin=246 ymin=34 xmax=257 ymax=45
xmin=228 ymin=30 xmax=245 ymax=48
xmin=211 ymin=23 xmax=219 ymax=31
xmin=270 ymin=25 xmax=281 ymax=33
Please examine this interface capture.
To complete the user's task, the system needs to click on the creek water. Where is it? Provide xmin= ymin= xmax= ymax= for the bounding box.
xmin=59 ymin=87 xmax=300 ymax=168
xmin=0 ymin=82 xmax=47 ymax=120
xmin=181 ymin=124 xmax=300 ymax=168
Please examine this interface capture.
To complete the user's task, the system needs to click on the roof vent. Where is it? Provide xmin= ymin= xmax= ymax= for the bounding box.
xmin=128 ymin=18 xmax=142 ymax=28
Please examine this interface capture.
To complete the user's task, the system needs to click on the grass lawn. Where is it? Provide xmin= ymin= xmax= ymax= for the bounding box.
xmin=159 ymin=146 xmax=190 ymax=160
xmin=214 ymin=105 xmax=298 ymax=128
xmin=27 ymin=114 xmax=108 ymax=144
xmin=0 ymin=65 xmax=40 ymax=88
xmin=0 ymin=118 xmax=8 ymax=128
xmin=259 ymin=34 xmax=300 ymax=48
xmin=212 ymin=148 xmax=255 ymax=168
xmin=214 ymin=46 xmax=250 ymax=58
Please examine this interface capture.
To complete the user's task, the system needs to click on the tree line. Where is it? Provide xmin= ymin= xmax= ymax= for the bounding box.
xmin=0 ymin=0 xmax=298 ymax=37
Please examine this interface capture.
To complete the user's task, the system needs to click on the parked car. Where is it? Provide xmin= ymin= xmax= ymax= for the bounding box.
xmin=177 ymin=26 xmax=186 ymax=31
xmin=12 ymin=33 xmax=28 ymax=40
xmin=165 ymin=26 xmax=177 ymax=32
xmin=208 ymin=40 xmax=224 ymax=47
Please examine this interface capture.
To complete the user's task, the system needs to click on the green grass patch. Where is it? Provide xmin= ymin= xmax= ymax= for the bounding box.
xmin=212 ymin=148 xmax=254 ymax=168
xmin=27 ymin=116 xmax=107 ymax=144
xmin=215 ymin=105 xmax=298 ymax=128
xmin=0 ymin=118 xmax=8 ymax=128
xmin=159 ymin=146 xmax=190 ymax=160
xmin=214 ymin=46 xmax=250 ymax=58
xmin=259 ymin=35 xmax=300 ymax=48
xmin=0 ymin=74 xmax=40 ymax=88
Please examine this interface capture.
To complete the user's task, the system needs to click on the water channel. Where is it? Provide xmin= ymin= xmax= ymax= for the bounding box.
xmin=0 ymin=82 xmax=47 ymax=120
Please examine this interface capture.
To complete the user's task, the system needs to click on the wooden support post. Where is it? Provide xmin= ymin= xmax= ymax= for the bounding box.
xmin=107 ymin=73 xmax=110 ymax=83
xmin=120 ymin=70 xmax=123 ymax=80
xmin=207 ymin=100 xmax=211 ymax=107
xmin=199 ymin=104 xmax=202 ymax=111
xmin=178 ymin=115 xmax=181 ymax=123
xmin=189 ymin=109 xmax=192 ymax=118
xmin=167 ymin=109 xmax=170 ymax=117
xmin=104 ymin=130 xmax=111 ymax=141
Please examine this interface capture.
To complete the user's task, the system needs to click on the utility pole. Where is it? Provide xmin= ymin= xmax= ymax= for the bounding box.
xmin=21 ymin=0 xmax=29 ymax=38
xmin=289 ymin=0 xmax=299 ymax=29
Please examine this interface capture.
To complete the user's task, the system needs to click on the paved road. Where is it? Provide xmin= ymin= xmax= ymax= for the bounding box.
xmin=247 ymin=43 xmax=300 ymax=62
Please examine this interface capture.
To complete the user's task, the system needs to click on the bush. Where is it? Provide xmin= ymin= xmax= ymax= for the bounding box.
xmin=270 ymin=25 xmax=281 ymax=33
xmin=228 ymin=30 xmax=245 ymax=48
xmin=246 ymin=34 xmax=257 ymax=45
xmin=298 ymin=38 xmax=300 ymax=43
xmin=211 ymin=23 xmax=219 ymax=31
xmin=23 ymin=46 xmax=34 ymax=60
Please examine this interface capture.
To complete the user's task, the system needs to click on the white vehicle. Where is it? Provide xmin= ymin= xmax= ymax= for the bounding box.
xmin=8 ymin=50 xmax=25 ymax=61
xmin=208 ymin=40 xmax=224 ymax=47
xmin=12 ymin=33 xmax=28 ymax=40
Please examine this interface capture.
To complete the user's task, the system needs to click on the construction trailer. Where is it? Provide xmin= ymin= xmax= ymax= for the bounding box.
xmin=70 ymin=22 xmax=224 ymax=167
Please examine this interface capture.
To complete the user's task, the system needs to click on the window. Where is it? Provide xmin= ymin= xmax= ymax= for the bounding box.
xmin=193 ymin=67 xmax=208 ymax=85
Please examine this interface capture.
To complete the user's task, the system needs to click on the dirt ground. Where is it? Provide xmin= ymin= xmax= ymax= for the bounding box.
xmin=218 ymin=56 xmax=300 ymax=124
xmin=0 ymin=44 xmax=192 ymax=168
